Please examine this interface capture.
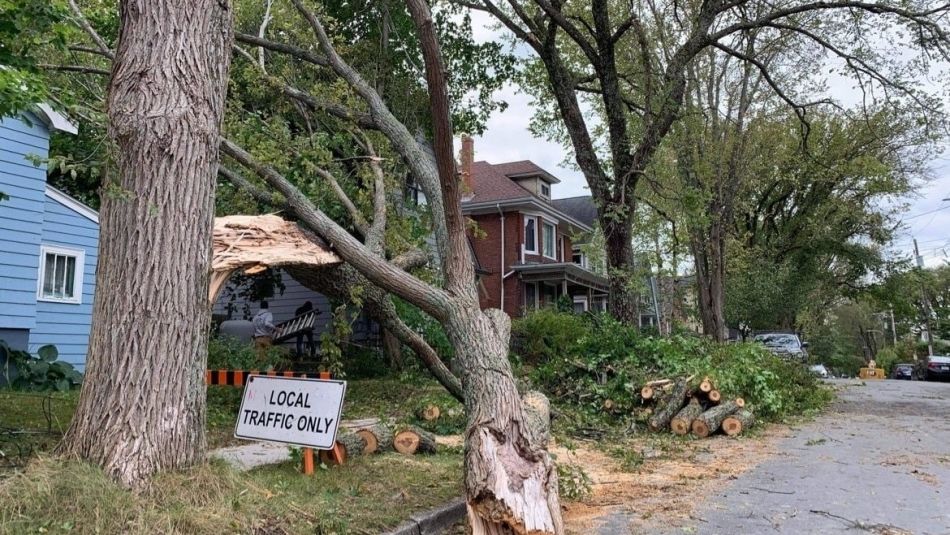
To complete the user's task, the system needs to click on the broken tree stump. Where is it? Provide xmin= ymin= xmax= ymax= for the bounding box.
xmin=691 ymin=400 xmax=741 ymax=438
xmin=648 ymin=377 xmax=690 ymax=431
xmin=670 ymin=398 xmax=704 ymax=435
xmin=393 ymin=425 xmax=437 ymax=455
xmin=722 ymin=409 xmax=755 ymax=437
xmin=355 ymin=424 xmax=393 ymax=454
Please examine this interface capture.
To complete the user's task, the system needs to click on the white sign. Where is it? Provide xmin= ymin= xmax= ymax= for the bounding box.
xmin=234 ymin=375 xmax=346 ymax=449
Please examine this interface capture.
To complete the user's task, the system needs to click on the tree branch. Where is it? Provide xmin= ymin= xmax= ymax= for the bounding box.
xmin=67 ymin=0 xmax=114 ymax=60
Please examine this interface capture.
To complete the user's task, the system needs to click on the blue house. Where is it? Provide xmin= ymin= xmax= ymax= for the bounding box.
xmin=0 ymin=106 xmax=98 ymax=372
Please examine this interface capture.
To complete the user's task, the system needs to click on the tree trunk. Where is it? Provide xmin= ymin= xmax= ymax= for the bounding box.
xmin=393 ymin=425 xmax=438 ymax=455
xmin=722 ymin=409 xmax=755 ymax=436
xmin=671 ymin=398 xmax=704 ymax=435
xmin=691 ymin=400 xmax=741 ymax=438
xmin=648 ymin=377 xmax=690 ymax=431
xmin=382 ymin=328 xmax=403 ymax=369
xmin=448 ymin=308 xmax=563 ymax=535
xmin=691 ymin=220 xmax=728 ymax=342
xmin=58 ymin=0 xmax=233 ymax=488
xmin=603 ymin=217 xmax=640 ymax=326
xmin=355 ymin=423 xmax=393 ymax=454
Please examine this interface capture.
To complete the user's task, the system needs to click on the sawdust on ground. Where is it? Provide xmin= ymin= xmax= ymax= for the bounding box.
xmin=555 ymin=425 xmax=793 ymax=534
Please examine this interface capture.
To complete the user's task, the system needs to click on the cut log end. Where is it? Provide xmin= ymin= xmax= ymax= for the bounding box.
xmin=416 ymin=404 xmax=441 ymax=421
xmin=640 ymin=386 xmax=654 ymax=400
xmin=393 ymin=426 xmax=437 ymax=455
xmin=722 ymin=417 xmax=743 ymax=436
xmin=355 ymin=424 xmax=392 ymax=454
xmin=691 ymin=419 xmax=711 ymax=438
xmin=708 ymin=389 xmax=722 ymax=403
xmin=699 ymin=377 xmax=713 ymax=393
xmin=671 ymin=418 xmax=690 ymax=435
xmin=735 ymin=397 xmax=746 ymax=408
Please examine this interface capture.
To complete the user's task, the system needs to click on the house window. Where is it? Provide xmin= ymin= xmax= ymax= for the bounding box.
xmin=542 ymin=222 xmax=556 ymax=259
xmin=37 ymin=245 xmax=84 ymax=304
xmin=524 ymin=217 xmax=537 ymax=254
xmin=572 ymin=250 xmax=587 ymax=269
xmin=540 ymin=182 xmax=550 ymax=198
xmin=573 ymin=297 xmax=588 ymax=313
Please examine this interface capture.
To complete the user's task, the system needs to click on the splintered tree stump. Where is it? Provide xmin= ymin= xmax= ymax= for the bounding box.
xmin=699 ymin=377 xmax=714 ymax=393
xmin=691 ymin=400 xmax=741 ymax=438
xmin=722 ymin=409 xmax=755 ymax=437
xmin=708 ymin=389 xmax=722 ymax=404
xmin=355 ymin=424 xmax=393 ymax=454
xmin=393 ymin=425 xmax=437 ymax=455
xmin=319 ymin=432 xmax=366 ymax=464
xmin=648 ymin=377 xmax=690 ymax=431
xmin=415 ymin=404 xmax=441 ymax=422
xmin=521 ymin=390 xmax=552 ymax=448
xmin=670 ymin=398 xmax=704 ymax=435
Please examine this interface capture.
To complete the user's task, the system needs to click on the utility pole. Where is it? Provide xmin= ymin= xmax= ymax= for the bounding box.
xmin=915 ymin=238 xmax=934 ymax=357
xmin=890 ymin=308 xmax=898 ymax=346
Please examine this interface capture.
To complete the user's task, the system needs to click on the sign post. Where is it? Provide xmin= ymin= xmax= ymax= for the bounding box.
xmin=234 ymin=374 xmax=346 ymax=472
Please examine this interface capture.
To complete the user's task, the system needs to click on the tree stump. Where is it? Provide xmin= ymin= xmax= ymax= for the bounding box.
xmin=722 ymin=409 xmax=755 ymax=436
xmin=355 ymin=424 xmax=393 ymax=454
xmin=691 ymin=400 xmax=741 ymax=438
xmin=670 ymin=398 xmax=704 ymax=435
xmin=648 ymin=377 xmax=690 ymax=431
xmin=393 ymin=425 xmax=437 ymax=455
xmin=319 ymin=432 xmax=366 ymax=464
xmin=415 ymin=404 xmax=441 ymax=422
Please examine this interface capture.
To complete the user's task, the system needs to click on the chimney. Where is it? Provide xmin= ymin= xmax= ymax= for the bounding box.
xmin=460 ymin=134 xmax=474 ymax=196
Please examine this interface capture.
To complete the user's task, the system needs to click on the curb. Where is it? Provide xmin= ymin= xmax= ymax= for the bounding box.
xmin=382 ymin=497 xmax=466 ymax=535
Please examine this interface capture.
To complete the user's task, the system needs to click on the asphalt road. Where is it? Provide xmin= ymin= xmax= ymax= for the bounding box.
xmin=665 ymin=378 xmax=950 ymax=535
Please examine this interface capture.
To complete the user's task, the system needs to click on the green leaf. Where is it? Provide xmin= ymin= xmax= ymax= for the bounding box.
xmin=37 ymin=344 xmax=58 ymax=362
xmin=55 ymin=379 xmax=70 ymax=392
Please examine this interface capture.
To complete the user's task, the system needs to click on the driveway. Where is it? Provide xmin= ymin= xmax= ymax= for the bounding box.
xmin=659 ymin=379 xmax=950 ymax=535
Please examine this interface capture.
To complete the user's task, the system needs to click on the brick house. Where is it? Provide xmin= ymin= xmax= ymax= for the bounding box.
xmin=459 ymin=137 xmax=612 ymax=317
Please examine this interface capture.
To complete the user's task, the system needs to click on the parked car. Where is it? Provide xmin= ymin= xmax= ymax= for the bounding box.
xmin=891 ymin=363 xmax=916 ymax=380
xmin=809 ymin=364 xmax=830 ymax=378
xmin=753 ymin=332 xmax=809 ymax=363
xmin=925 ymin=355 xmax=950 ymax=382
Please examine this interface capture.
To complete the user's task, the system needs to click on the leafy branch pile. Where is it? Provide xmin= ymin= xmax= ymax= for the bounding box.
xmin=513 ymin=311 xmax=831 ymax=426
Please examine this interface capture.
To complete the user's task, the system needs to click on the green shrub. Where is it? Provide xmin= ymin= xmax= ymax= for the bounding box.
xmin=342 ymin=347 xmax=391 ymax=379
xmin=1 ymin=342 xmax=82 ymax=391
xmin=511 ymin=308 xmax=590 ymax=364
xmin=206 ymin=336 xmax=289 ymax=370
xmin=823 ymin=353 xmax=865 ymax=377
xmin=516 ymin=312 xmax=831 ymax=423
xmin=873 ymin=348 xmax=899 ymax=374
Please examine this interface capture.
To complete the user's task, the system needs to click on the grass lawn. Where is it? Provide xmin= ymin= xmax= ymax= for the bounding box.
xmin=0 ymin=376 xmax=465 ymax=534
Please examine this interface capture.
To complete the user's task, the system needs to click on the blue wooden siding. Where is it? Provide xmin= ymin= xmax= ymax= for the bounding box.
xmin=0 ymin=113 xmax=49 ymax=330
xmin=29 ymin=195 xmax=99 ymax=371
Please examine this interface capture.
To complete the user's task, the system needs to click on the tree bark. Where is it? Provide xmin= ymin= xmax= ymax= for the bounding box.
xmin=603 ymin=216 xmax=640 ymax=325
xmin=58 ymin=0 xmax=233 ymax=488
xmin=671 ymin=398 xmax=703 ymax=435
xmin=355 ymin=424 xmax=393 ymax=454
xmin=691 ymin=400 xmax=741 ymax=438
xmin=722 ymin=409 xmax=755 ymax=437
xmin=648 ymin=377 xmax=689 ymax=431
xmin=691 ymin=221 xmax=728 ymax=342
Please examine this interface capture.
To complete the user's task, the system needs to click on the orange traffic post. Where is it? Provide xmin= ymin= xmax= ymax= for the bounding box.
xmin=318 ymin=370 xmax=344 ymax=465
xmin=302 ymin=447 xmax=315 ymax=475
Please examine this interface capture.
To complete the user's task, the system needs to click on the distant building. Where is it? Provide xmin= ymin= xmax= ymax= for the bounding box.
xmin=459 ymin=137 xmax=658 ymax=325
xmin=0 ymin=106 xmax=99 ymax=371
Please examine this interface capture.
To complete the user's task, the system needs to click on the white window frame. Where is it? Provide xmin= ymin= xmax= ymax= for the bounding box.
xmin=573 ymin=296 xmax=588 ymax=313
xmin=523 ymin=216 xmax=538 ymax=254
xmin=37 ymin=245 xmax=85 ymax=304
xmin=542 ymin=222 xmax=556 ymax=259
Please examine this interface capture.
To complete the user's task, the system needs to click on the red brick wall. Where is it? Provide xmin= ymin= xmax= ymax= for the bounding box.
xmin=469 ymin=212 xmax=523 ymax=314
xmin=469 ymin=211 xmax=577 ymax=317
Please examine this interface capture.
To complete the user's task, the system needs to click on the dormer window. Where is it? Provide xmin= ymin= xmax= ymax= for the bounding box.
xmin=540 ymin=182 xmax=551 ymax=199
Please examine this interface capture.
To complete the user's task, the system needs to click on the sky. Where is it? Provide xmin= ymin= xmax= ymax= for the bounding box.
xmin=464 ymin=11 xmax=950 ymax=268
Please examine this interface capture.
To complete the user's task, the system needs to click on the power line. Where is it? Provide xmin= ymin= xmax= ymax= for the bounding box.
xmin=904 ymin=205 xmax=950 ymax=220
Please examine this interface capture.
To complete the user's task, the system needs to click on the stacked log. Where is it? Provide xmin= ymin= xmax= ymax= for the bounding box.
xmin=638 ymin=376 xmax=757 ymax=438
xmin=415 ymin=404 xmax=441 ymax=422
xmin=670 ymin=398 xmax=703 ymax=435
xmin=722 ymin=409 xmax=755 ymax=437
xmin=354 ymin=424 xmax=393 ymax=454
xmin=691 ymin=400 xmax=742 ymax=438
xmin=393 ymin=425 xmax=438 ymax=455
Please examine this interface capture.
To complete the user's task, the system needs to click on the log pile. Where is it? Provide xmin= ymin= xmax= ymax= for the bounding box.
xmin=639 ymin=376 xmax=756 ymax=438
